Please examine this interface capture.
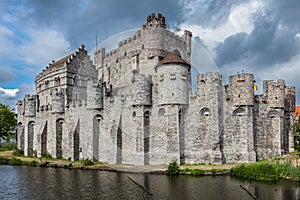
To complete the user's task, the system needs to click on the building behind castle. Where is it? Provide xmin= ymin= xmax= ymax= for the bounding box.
xmin=17 ymin=13 xmax=295 ymax=165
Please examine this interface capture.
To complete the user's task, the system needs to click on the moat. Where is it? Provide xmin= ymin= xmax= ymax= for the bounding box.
xmin=0 ymin=165 xmax=299 ymax=200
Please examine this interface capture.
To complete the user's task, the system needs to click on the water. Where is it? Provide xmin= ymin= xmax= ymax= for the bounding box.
xmin=0 ymin=165 xmax=299 ymax=200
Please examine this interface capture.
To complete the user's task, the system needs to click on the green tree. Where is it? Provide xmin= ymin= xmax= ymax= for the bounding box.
xmin=0 ymin=103 xmax=17 ymax=140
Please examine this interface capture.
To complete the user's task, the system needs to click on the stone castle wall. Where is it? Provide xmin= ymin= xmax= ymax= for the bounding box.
xmin=17 ymin=13 xmax=295 ymax=165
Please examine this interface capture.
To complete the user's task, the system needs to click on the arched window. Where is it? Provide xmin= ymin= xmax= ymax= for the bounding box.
xmin=94 ymin=114 xmax=103 ymax=121
xmin=267 ymin=110 xmax=280 ymax=118
xmin=55 ymin=76 xmax=61 ymax=86
xmin=56 ymin=118 xmax=64 ymax=158
xmin=200 ymin=108 xmax=211 ymax=116
xmin=27 ymin=121 xmax=35 ymax=156
xmin=158 ymin=108 xmax=166 ymax=117
xmin=233 ymin=107 xmax=245 ymax=116
xmin=93 ymin=114 xmax=102 ymax=161
xmin=86 ymin=78 xmax=92 ymax=87
xmin=72 ymin=75 xmax=80 ymax=86
xmin=144 ymin=110 xmax=150 ymax=118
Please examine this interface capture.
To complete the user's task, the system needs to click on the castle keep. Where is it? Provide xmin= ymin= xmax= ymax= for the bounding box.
xmin=17 ymin=13 xmax=295 ymax=165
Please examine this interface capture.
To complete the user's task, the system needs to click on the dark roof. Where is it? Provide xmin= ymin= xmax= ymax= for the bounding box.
xmin=48 ymin=45 xmax=85 ymax=69
xmin=160 ymin=52 xmax=189 ymax=65
xmin=48 ymin=53 xmax=72 ymax=68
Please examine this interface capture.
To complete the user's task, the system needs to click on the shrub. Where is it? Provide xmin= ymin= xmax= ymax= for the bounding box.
xmin=8 ymin=158 xmax=23 ymax=165
xmin=26 ymin=160 xmax=38 ymax=166
xmin=166 ymin=160 xmax=180 ymax=175
xmin=0 ymin=157 xmax=9 ymax=164
xmin=41 ymin=151 xmax=53 ymax=159
xmin=81 ymin=158 xmax=94 ymax=166
xmin=12 ymin=149 xmax=24 ymax=156
xmin=1 ymin=141 xmax=17 ymax=151
xmin=29 ymin=148 xmax=37 ymax=157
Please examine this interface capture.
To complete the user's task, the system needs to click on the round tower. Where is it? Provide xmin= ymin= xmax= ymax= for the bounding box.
xmin=155 ymin=52 xmax=190 ymax=105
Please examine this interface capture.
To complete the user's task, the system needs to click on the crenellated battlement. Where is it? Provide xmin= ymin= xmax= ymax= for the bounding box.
xmin=24 ymin=94 xmax=36 ymax=101
xmin=263 ymin=80 xmax=286 ymax=108
xmin=285 ymin=86 xmax=296 ymax=112
xmin=263 ymin=80 xmax=286 ymax=94
xmin=144 ymin=13 xmax=166 ymax=29
xmin=196 ymin=72 xmax=222 ymax=102
xmin=118 ymin=30 xmax=141 ymax=48
xmin=94 ymin=13 xmax=192 ymax=72
xmin=197 ymin=72 xmax=222 ymax=84
xmin=17 ymin=13 xmax=296 ymax=166
xmin=51 ymin=89 xmax=65 ymax=114
xmin=228 ymin=72 xmax=255 ymax=106
xmin=23 ymin=94 xmax=37 ymax=117
xmin=36 ymin=44 xmax=87 ymax=81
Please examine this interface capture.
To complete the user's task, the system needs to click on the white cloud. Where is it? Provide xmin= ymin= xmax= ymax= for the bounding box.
xmin=0 ymin=87 xmax=19 ymax=97
xmin=0 ymin=83 xmax=35 ymax=109
xmin=0 ymin=24 xmax=71 ymax=68
xmin=0 ymin=25 xmax=15 ymax=58
xmin=179 ymin=0 xmax=263 ymax=53
xmin=0 ymin=25 xmax=14 ymax=37
xmin=19 ymin=29 xmax=71 ymax=66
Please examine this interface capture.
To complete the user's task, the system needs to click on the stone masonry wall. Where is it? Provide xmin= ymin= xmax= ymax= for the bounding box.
xmin=17 ymin=13 xmax=295 ymax=165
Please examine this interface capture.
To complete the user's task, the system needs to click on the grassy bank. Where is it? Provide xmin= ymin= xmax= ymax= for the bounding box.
xmin=230 ymin=161 xmax=300 ymax=181
xmin=166 ymin=160 xmax=230 ymax=176
xmin=180 ymin=168 xmax=229 ymax=176
xmin=0 ymin=150 xmax=113 ymax=170
xmin=0 ymin=156 xmax=38 ymax=166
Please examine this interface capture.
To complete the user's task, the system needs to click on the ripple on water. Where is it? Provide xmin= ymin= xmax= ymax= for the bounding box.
xmin=0 ymin=165 xmax=299 ymax=200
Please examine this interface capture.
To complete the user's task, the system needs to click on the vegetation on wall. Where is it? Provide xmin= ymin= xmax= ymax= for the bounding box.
xmin=292 ymin=116 xmax=300 ymax=152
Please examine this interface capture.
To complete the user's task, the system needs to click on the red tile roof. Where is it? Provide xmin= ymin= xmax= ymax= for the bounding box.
xmin=295 ymin=106 xmax=300 ymax=116
xmin=160 ymin=52 xmax=189 ymax=65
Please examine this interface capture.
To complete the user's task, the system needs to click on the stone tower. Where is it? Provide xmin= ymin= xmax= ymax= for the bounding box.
xmin=222 ymin=73 xmax=256 ymax=163
xmin=155 ymin=52 xmax=190 ymax=105
xmin=17 ymin=13 xmax=295 ymax=165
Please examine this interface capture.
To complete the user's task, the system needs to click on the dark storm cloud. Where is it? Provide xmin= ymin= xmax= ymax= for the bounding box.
xmin=23 ymin=0 xmax=183 ymax=50
xmin=264 ymin=0 xmax=300 ymax=27
xmin=215 ymin=2 xmax=300 ymax=69
xmin=180 ymin=0 xmax=248 ymax=28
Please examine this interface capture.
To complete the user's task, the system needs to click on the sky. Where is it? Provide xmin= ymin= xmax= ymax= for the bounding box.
xmin=1 ymin=0 xmax=300 ymax=108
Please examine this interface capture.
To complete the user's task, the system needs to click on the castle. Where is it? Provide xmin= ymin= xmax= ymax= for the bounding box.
xmin=17 ymin=13 xmax=295 ymax=165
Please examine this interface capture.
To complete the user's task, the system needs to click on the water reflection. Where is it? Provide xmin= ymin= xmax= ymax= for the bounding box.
xmin=0 ymin=165 xmax=299 ymax=200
